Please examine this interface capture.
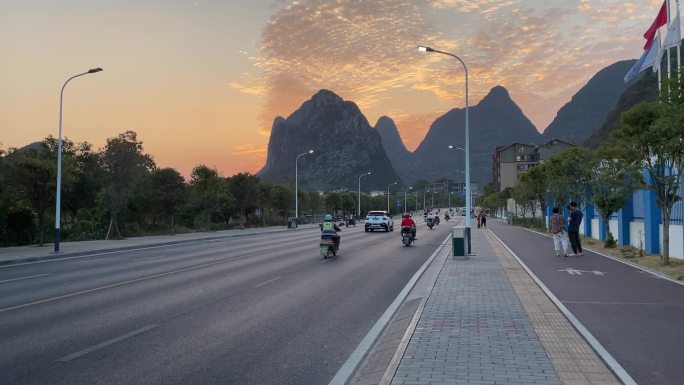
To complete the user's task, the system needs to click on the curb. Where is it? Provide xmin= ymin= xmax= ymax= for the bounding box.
xmin=0 ymin=226 xmax=312 ymax=267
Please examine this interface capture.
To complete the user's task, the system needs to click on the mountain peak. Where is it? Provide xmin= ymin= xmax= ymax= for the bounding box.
xmin=480 ymin=86 xmax=511 ymax=104
xmin=311 ymin=89 xmax=343 ymax=107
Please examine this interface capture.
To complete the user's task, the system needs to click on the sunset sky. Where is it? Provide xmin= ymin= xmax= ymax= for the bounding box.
xmin=0 ymin=0 xmax=670 ymax=178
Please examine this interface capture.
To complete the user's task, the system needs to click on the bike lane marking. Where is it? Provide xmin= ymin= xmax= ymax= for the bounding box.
xmin=488 ymin=228 xmax=637 ymax=385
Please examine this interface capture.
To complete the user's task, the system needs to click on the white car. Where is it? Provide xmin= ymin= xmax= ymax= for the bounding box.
xmin=365 ymin=211 xmax=394 ymax=232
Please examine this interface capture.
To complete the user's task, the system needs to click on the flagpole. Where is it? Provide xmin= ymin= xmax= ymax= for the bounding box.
xmin=667 ymin=0 xmax=672 ymax=79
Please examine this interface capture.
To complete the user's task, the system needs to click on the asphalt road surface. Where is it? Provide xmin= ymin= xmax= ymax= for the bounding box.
xmin=0 ymin=215 xmax=454 ymax=385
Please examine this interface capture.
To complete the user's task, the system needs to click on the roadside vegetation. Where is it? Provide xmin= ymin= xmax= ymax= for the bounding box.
xmin=0 ymin=133 xmax=459 ymax=247
xmin=478 ymin=73 xmax=684 ymax=267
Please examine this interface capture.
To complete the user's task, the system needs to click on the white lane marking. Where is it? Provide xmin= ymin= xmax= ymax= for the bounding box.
xmin=563 ymin=300 xmax=684 ymax=306
xmin=135 ymin=255 xmax=166 ymax=261
xmin=0 ymin=273 xmax=49 ymax=284
xmin=488 ymin=229 xmax=637 ymax=385
xmin=56 ymin=324 xmax=158 ymax=362
xmin=253 ymin=276 xmax=282 ymax=288
xmin=328 ymin=234 xmax=451 ymax=385
xmin=0 ymin=258 xmax=230 ymax=314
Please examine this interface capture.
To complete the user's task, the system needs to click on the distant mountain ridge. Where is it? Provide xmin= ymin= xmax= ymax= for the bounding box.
xmin=258 ymin=60 xmax=639 ymax=190
xmin=408 ymin=86 xmax=541 ymax=185
xmin=257 ymin=90 xmax=403 ymax=191
xmin=542 ymin=59 xmax=637 ymax=143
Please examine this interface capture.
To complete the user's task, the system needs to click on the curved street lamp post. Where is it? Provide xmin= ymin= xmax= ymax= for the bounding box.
xmin=404 ymin=186 xmax=413 ymax=213
xmin=420 ymin=45 xmax=471 ymax=253
xmin=358 ymin=172 xmax=371 ymax=218
xmin=295 ymin=150 xmax=314 ymax=222
xmin=386 ymin=182 xmax=397 ymax=213
xmin=55 ymin=67 xmax=103 ymax=253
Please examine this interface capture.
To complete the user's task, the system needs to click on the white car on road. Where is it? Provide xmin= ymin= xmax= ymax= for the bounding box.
xmin=365 ymin=211 xmax=394 ymax=232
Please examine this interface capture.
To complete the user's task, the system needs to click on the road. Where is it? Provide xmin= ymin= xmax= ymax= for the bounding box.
xmin=0 ymin=215 xmax=454 ymax=385
xmin=488 ymin=220 xmax=684 ymax=385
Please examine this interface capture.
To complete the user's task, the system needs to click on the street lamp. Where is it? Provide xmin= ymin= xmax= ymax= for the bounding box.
xmin=54 ymin=67 xmax=103 ymax=253
xmin=295 ymin=149 xmax=314 ymax=222
xmin=404 ymin=186 xmax=413 ymax=213
xmin=431 ymin=192 xmax=437 ymax=208
xmin=386 ymin=182 xmax=397 ymax=213
xmin=420 ymin=45 xmax=471 ymax=253
xmin=358 ymin=172 xmax=371 ymax=217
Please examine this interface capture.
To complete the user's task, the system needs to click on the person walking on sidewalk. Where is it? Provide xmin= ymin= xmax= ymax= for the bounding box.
xmin=550 ymin=207 xmax=569 ymax=257
xmin=567 ymin=202 xmax=584 ymax=256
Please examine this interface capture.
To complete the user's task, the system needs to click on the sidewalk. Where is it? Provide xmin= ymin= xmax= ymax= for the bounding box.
xmin=0 ymin=224 xmax=319 ymax=266
xmin=356 ymin=224 xmax=620 ymax=385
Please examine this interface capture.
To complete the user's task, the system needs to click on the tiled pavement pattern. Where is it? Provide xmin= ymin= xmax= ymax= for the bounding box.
xmin=390 ymin=228 xmax=563 ymax=385
xmin=487 ymin=231 xmax=619 ymax=385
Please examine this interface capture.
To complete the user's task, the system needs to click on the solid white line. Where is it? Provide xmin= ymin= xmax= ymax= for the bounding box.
xmin=328 ymin=234 xmax=451 ymax=385
xmin=488 ymin=229 xmax=637 ymax=385
xmin=516 ymin=225 xmax=684 ymax=287
xmin=253 ymin=276 xmax=282 ymax=288
xmin=56 ymin=324 xmax=158 ymax=362
xmin=0 ymin=273 xmax=49 ymax=284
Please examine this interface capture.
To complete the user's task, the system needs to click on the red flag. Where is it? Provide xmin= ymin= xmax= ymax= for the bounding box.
xmin=644 ymin=1 xmax=667 ymax=50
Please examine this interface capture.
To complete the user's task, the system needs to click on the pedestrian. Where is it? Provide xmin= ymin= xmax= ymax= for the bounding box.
xmin=477 ymin=211 xmax=482 ymax=228
xmin=567 ymin=201 xmax=584 ymax=256
xmin=550 ymin=207 xmax=569 ymax=257
xmin=479 ymin=211 xmax=487 ymax=228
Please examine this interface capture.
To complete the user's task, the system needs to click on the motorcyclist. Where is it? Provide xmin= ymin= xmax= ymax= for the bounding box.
xmin=400 ymin=213 xmax=417 ymax=240
xmin=426 ymin=210 xmax=436 ymax=223
xmin=321 ymin=214 xmax=342 ymax=250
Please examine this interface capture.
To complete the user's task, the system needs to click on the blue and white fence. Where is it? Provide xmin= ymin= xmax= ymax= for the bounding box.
xmin=573 ymin=185 xmax=684 ymax=260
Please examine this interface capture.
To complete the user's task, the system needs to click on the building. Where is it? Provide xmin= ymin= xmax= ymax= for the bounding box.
xmin=492 ymin=139 xmax=575 ymax=192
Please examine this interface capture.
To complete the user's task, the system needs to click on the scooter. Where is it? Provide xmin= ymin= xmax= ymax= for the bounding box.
xmin=320 ymin=236 xmax=337 ymax=258
xmin=401 ymin=226 xmax=415 ymax=246
xmin=426 ymin=217 xmax=434 ymax=230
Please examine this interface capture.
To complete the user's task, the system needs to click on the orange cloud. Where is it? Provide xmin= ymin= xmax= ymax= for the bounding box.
xmin=232 ymin=0 xmax=666 ymax=142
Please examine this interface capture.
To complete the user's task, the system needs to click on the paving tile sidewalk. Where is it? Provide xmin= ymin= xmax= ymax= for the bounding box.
xmin=386 ymin=227 xmax=619 ymax=385
xmin=0 ymin=224 xmax=319 ymax=265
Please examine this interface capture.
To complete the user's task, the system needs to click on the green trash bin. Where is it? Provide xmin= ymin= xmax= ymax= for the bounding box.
xmin=452 ymin=226 xmax=469 ymax=259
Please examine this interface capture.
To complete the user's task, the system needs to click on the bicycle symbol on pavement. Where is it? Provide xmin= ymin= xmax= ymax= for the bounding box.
xmin=557 ymin=268 xmax=606 ymax=276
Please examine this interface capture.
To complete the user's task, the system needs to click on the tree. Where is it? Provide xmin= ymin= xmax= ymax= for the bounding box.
xmin=100 ymin=131 xmax=155 ymax=239
xmin=544 ymin=147 xmax=591 ymax=208
xmin=614 ymin=101 xmax=684 ymax=265
xmin=4 ymin=142 xmax=56 ymax=245
xmin=228 ymin=173 xmax=261 ymax=226
xmin=588 ymin=145 xmax=640 ymax=247
xmin=184 ymin=165 xmax=234 ymax=230
xmin=151 ymin=168 xmax=187 ymax=234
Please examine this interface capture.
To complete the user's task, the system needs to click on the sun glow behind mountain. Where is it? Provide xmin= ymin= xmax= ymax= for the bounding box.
xmin=1 ymin=0 xmax=665 ymax=178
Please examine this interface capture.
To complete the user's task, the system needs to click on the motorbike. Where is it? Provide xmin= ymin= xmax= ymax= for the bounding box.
xmin=426 ymin=217 xmax=434 ymax=229
xmin=320 ymin=234 xmax=338 ymax=258
xmin=445 ymin=213 xmax=450 ymax=221
xmin=401 ymin=226 xmax=415 ymax=246
xmin=434 ymin=216 xmax=440 ymax=225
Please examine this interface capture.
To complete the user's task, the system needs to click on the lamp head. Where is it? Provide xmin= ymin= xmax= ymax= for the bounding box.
xmin=418 ymin=46 xmax=433 ymax=52
xmin=308 ymin=149 xmax=314 ymax=154
xmin=88 ymin=68 xmax=103 ymax=73
xmin=448 ymin=145 xmax=454 ymax=149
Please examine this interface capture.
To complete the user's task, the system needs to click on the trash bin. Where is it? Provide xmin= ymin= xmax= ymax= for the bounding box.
xmin=287 ymin=217 xmax=298 ymax=229
xmin=452 ymin=226 xmax=469 ymax=259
